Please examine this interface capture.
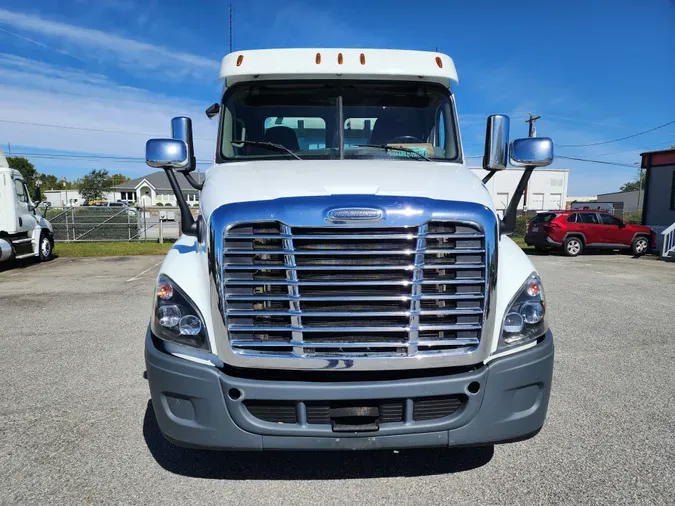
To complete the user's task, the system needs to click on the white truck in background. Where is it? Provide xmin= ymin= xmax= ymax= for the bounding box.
xmin=0 ymin=148 xmax=54 ymax=264
xmin=144 ymin=49 xmax=555 ymax=451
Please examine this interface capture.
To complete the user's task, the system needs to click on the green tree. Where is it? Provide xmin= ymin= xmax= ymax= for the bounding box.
xmin=6 ymin=156 xmax=39 ymax=190
xmin=108 ymin=173 xmax=131 ymax=186
xmin=620 ymin=171 xmax=645 ymax=192
xmin=58 ymin=179 xmax=78 ymax=190
xmin=39 ymin=173 xmax=60 ymax=189
xmin=79 ymin=169 xmax=113 ymax=202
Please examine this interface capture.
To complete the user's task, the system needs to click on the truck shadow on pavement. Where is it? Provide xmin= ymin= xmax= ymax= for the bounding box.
xmin=142 ymin=401 xmax=494 ymax=479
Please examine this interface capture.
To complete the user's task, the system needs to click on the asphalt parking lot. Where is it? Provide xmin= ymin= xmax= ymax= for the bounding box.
xmin=1 ymin=253 xmax=673 ymax=505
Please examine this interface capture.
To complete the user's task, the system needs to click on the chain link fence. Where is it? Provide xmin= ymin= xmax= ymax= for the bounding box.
xmin=42 ymin=206 xmax=194 ymax=242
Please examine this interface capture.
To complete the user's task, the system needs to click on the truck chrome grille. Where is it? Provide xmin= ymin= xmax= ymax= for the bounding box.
xmin=221 ymin=221 xmax=486 ymax=358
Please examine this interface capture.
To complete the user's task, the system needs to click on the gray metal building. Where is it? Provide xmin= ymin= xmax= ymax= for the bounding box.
xmin=640 ymin=148 xmax=675 ymax=252
xmin=595 ymin=189 xmax=644 ymax=216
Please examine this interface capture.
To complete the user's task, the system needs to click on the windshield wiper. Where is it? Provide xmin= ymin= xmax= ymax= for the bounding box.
xmin=231 ymin=140 xmax=302 ymax=160
xmin=356 ymin=144 xmax=431 ymax=161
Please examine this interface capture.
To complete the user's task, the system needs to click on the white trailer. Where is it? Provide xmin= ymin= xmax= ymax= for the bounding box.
xmin=0 ymin=149 xmax=54 ymax=263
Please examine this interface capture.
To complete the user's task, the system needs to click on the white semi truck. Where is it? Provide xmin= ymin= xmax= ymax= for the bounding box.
xmin=144 ymin=49 xmax=555 ymax=451
xmin=0 ymin=149 xmax=54 ymax=264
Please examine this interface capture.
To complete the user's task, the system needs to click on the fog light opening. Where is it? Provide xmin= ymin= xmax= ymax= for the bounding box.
xmin=228 ymin=388 xmax=242 ymax=400
xmin=468 ymin=381 xmax=481 ymax=394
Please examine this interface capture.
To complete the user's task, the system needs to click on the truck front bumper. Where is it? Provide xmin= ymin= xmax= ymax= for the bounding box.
xmin=145 ymin=331 xmax=554 ymax=451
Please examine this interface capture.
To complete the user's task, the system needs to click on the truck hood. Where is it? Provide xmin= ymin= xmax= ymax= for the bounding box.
xmin=200 ymin=160 xmax=494 ymax=219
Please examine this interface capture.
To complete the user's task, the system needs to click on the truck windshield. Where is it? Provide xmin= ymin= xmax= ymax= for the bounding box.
xmin=219 ymin=81 xmax=461 ymax=162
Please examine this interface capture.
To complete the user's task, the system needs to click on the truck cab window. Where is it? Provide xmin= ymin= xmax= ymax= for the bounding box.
xmin=14 ymin=180 xmax=28 ymax=203
xmin=264 ymin=117 xmax=326 ymax=150
xmin=219 ymin=81 xmax=460 ymax=162
xmin=343 ymin=118 xmax=377 ymax=147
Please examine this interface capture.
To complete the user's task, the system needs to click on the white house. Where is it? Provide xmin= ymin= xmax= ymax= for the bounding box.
xmin=111 ymin=171 xmax=204 ymax=207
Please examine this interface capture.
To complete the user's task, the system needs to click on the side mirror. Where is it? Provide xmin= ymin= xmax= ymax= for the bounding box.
xmin=171 ymin=117 xmax=196 ymax=173
xmin=33 ymin=185 xmax=42 ymax=204
xmin=145 ymin=139 xmax=188 ymax=169
xmin=483 ymin=114 xmax=510 ymax=170
xmin=510 ymin=137 xmax=554 ymax=167
xmin=619 ymin=221 xmax=626 ymax=229
xmin=205 ymin=103 xmax=220 ymax=119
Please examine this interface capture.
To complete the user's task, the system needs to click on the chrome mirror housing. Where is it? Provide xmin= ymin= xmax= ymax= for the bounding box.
xmin=510 ymin=137 xmax=554 ymax=167
xmin=171 ymin=116 xmax=196 ymax=173
xmin=146 ymin=139 xmax=188 ymax=169
xmin=483 ymin=114 xmax=510 ymax=171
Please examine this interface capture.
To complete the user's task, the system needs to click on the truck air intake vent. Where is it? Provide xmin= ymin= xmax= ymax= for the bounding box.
xmin=243 ymin=394 xmax=465 ymax=430
xmin=221 ymin=221 xmax=486 ymax=358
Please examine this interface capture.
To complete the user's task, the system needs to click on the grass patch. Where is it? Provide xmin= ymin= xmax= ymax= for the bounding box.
xmin=54 ymin=241 xmax=173 ymax=257
xmin=510 ymin=236 xmax=533 ymax=251
xmin=45 ymin=207 xmax=137 ymax=241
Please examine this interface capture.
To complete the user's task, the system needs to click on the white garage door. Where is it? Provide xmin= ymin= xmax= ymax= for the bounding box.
xmin=548 ymin=193 xmax=562 ymax=209
xmin=530 ymin=193 xmax=544 ymax=210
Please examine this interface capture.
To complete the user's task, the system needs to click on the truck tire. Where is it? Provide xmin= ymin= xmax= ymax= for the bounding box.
xmin=38 ymin=233 xmax=53 ymax=261
xmin=631 ymin=236 xmax=649 ymax=256
xmin=563 ymin=236 xmax=583 ymax=257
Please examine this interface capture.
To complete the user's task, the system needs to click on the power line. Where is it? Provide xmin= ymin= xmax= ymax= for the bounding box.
xmin=466 ymin=154 xmax=642 ymax=167
xmin=0 ymin=27 xmax=87 ymax=63
xmin=584 ymin=142 xmax=674 ymax=157
xmin=543 ymin=114 xmax=627 ymax=129
xmin=0 ymin=118 xmax=214 ymax=141
xmin=556 ymin=155 xmax=638 ymax=168
xmin=558 ymin=119 xmax=675 ymax=148
xmin=9 ymin=151 xmax=213 ymax=164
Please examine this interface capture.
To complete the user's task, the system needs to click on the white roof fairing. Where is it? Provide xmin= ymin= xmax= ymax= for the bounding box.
xmin=219 ymin=48 xmax=458 ymax=87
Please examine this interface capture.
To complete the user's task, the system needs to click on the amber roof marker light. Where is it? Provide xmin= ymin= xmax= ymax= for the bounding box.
xmin=236 ymin=54 xmax=244 ymax=66
xmin=315 ymin=52 xmax=322 ymax=64
xmin=337 ymin=52 xmax=344 ymax=65
xmin=435 ymin=56 xmax=443 ymax=68
xmin=360 ymin=53 xmax=366 ymax=65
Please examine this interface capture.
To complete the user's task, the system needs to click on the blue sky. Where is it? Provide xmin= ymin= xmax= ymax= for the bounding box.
xmin=0 ymin=0 xmax=673 ymax=194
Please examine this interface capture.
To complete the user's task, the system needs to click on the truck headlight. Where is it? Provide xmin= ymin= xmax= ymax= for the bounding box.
xmin=499 ymin=274 xmax=547 ymax=349
xmin=151 ymin=275 xmax=209 ymax=350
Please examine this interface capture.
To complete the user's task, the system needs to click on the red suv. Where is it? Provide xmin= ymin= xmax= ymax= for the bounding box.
xmin=524 ymin=210 xmax=655 ymax=257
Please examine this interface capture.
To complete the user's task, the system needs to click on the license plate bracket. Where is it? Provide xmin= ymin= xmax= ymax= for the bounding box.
xmin=330 ymin=405 xmax=380 ymax=432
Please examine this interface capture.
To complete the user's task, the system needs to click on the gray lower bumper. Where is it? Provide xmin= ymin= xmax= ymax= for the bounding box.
xmin=145 ymin=331 xmax=554 ymax=451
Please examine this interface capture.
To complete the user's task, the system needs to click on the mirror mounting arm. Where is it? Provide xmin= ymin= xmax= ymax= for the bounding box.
xmin=482 ymin=170 xmax=498 ymax=184
xmin=500 ymin=165 xmax=535 ymax=235
xmin=180 ymin=170 xmax=203 ymax=190
xmin=164 ymin=168 xmax=199 ymax=237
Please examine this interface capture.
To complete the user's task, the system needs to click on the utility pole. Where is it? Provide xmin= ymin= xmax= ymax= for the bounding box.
xmin=522 ymin=113 xmax=541 ymax=216
xmin=525 ymin=113 xmax=541 ymax=138
xmin=229 ymin=4 xmax=233 ymax=53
